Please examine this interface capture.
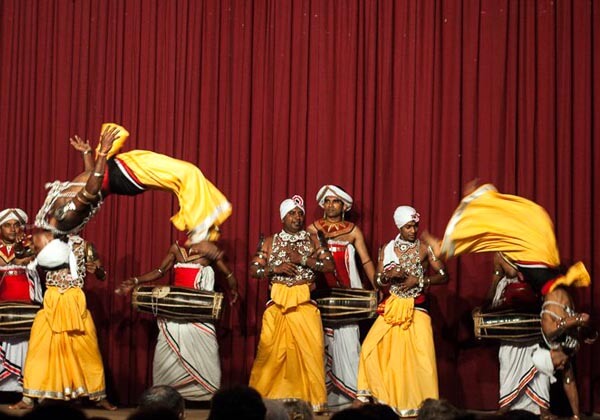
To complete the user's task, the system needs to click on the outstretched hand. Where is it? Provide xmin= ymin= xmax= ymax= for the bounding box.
xmin=115 ymin=278 xmax=137 ymax=296
xmin=70 ymin=135 xmax=91 ymax=153
xmin=98 ymin=125 xmax=121 ymax=155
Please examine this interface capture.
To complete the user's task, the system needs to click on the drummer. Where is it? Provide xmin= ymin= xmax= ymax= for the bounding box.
xmin=0 ymin=208 xmax=42 ymax=404
xmin=116 ymin=238 xmax=238 ymax=402
xmin=248 ymin=195 xmax=334 ymax=413
xmin=307 ymin=185 xmax=375 ymax=410
xmin=487 ymin=252 xmax=552 ymax=417
xmin=356 ymin=206 xmax=448 ymax=416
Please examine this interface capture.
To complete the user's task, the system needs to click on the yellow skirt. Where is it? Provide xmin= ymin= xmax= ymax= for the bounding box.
xmin=23 ymin=287 xmax=106 ymax=400
xmin=249 ymin=283 xmax=327 ymax=411
xmin=117 ymin=150 xmax=232 ymax=240
xmin=440 ymin=184 xmax=560 ymax=265
xmin=358 ymin=295 xmax=438 ymax=416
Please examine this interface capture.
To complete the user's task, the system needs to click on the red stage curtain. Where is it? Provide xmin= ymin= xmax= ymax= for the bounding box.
xmin=1 ymin=0 xmax=598 ymax=412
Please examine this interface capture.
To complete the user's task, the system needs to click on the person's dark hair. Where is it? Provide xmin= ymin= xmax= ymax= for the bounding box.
xmin=358 ymin=403 xmax=399 ymax=419
xmin=138 ymin=385 xmax=185 ymax=418
xmin=417 ymin=398 xmax=465 ymax=420
xmin=127 ymin=407 xmax=180 ymax=420
xmin=501 ymin=409 xmax=538 ymax=420
xmin=208 ymin=385 xmax=266 ymax=420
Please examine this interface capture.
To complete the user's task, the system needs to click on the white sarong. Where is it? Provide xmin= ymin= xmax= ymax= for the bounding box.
xmin=152 ymin=265 xmax=221 ymax=400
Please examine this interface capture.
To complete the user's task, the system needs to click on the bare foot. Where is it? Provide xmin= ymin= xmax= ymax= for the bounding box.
xmin=96 ymin=398 xmax=117 ymax=411
xmin=9 ymin=400 xmax=33 ymax=410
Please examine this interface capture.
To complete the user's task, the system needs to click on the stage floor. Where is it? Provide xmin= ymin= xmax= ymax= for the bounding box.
xmin=1 ymin=404 xmax=599 ymax=419
xmin=0 ymin=405 xmax=332 ymax=419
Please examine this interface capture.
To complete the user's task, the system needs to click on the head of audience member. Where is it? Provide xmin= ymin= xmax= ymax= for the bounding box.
xmin=358 ymin=403 xmax=399 ymax=419
xmin=127 ymin=407 xmax=180 ymax=420
xmin=500 ymin=409 xmax=538 ymax=420
xmin=263 ymin=398 xmax=289 ymax=420
xmin=0 ymin=208 xmax=27 ymax=244
xmin=281 ymin=398 xmax=314 ymax=419
xmin=316 ymin=185 xmax=353 ymax=221
xmin=393 ymin=206 xmax=420 ymax=243
xmin=280 ymin=195 xmax=305 ymax=234
xmin=208 ymin=385 xmax=266 ymax=420
xmin=417 ymin=398 xmax=471 ymax=420
xmin=138 ymin=385 xmax=185 ymax=419
xmin=330 ymin=403 xmax=398 ymax=420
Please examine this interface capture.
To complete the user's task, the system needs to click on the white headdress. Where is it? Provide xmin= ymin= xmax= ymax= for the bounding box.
xmin=0 ymin=208 xmax=28 ymax=225
xmin=279 ymin=195 xmax=305 ymax=220
xmin=316 ymin=185 xmax=353 ymax=211
xmin=393 ymin=206 xmax=420 ymax=229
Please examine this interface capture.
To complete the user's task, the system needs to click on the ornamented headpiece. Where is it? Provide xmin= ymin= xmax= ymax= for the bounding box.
xmin=279 ymin=195 xmax=305 ymax=220
xmin=0 ymin=208 xmax=28 ymax=226
xmin=393 ymin=206 xmax=420 ymax=229
xmin=316 ymin=185 xmax=353 ymax=211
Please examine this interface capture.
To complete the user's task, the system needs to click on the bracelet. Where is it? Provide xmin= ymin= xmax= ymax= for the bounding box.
xmin=225 ymin=272 xmax=234 ymax=279
xmin=76 ymin=192 xmax=92 ymax=205
xmin=362 ymin=259 xmax=372 ymax=266
xmin=301 ymin=255 xmax=308 ymax=266
xmin=83 ymin=149 xmax=91 ymax=155
xmin=81 ymin=188 xmax=98 ymax=200
xmin=427 ymin=246 xmax=439 ymax=262
xmin=376 ymin=273 xmax=389 ymax=288
xmin=97 ymin=150 xmax=109 ymax=157
xmin=93 ymin=171 xmax=104 ymax=177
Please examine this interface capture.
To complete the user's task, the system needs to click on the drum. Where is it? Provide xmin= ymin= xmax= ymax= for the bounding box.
xmin=0 ymin=302 xmax=41 ymax=336
xmin=312 ymin=288 xmax=378 ymax=327
xmin=472 ymin=307 xmax=542 ymax=343
xmin=132 ymin=285 xmax=224 ymax=322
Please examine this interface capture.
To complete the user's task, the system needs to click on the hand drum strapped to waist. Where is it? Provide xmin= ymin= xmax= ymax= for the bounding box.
xmin=312 ymin=288 xmax=378 ymax=327
xmin=0 ymin=302 xmax=41 ymax=336
xmin=472 ymin=306 xmax=542 ymax=344
xmin=132 ymin=285 xmax=224 ymax=322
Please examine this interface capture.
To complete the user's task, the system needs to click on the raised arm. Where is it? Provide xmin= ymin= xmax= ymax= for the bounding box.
xmin=70 ymin=135 xmax=94 ymax=171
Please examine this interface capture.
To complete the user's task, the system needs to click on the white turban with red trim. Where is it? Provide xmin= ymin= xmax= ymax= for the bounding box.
xmin=279 ymin=195 xmax=305 ymax=220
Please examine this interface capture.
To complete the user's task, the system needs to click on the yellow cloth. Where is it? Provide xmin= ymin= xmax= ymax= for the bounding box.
xmin=441 ymin=184 xmax=560 ymax=265
xmin=549 ymin=261 xmax=590 ymax=292
xmin=358 ymin=295 xmax=438 ymax=417
xmin=116 ymin=150 xmax=232 ymax=240
xmin=23 ymin=287 xmax=106 ymax=400
xmin=249 ymin=283 xmax=327 ymax=411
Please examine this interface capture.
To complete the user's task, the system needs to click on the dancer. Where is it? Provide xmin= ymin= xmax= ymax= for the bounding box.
xmin=35 ymin=123 xmax=231 ymax=243
xmin=248 ymin=195 xmax=334 ymax=413
xmin=357 ymin=206 xmax=447 ymax=416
